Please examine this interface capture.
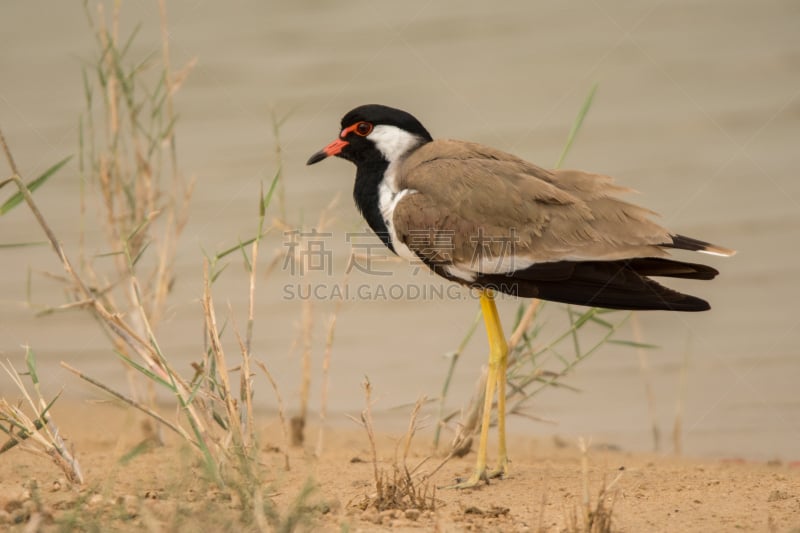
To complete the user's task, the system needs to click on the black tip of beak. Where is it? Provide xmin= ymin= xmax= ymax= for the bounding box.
xmin=306 ymin=150 xmax=328 ymax=166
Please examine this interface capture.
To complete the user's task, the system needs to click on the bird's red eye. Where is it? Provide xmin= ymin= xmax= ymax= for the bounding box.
xmin=340 ymin=120 xmax=374 ymax=138
xmin=355 ymin=121 xmax=373 ymax=136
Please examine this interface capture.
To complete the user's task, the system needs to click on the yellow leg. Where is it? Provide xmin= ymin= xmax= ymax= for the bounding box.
xmin=451 ymin=290 xmax=509 ymax=488
xmin=489 ymin=329 xmax=509 ymax=478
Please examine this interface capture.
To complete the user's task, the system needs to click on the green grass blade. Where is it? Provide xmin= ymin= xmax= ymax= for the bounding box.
xmin=186 ymin=376 xmax=205 ymax=405
xmin=214 ymin=233 xmax=270 ymax=262
xmin=258 ymin=180 xmax=266 ymax=218
xmin=118 ymin=440 xmax=154 ymax=465
xmin=608 ymin=339 xmax=659 ymax=349
xmin=113 ymin=350 xmax=174 ymax=390
xmin=131 ymin=240 xmax=151 ymax=267
xmin=82 ymin=66 xmax=93 ymax=108
xmin=211 ymin=262 xmax=230 ymax=283
xmin=238 ymin=238 xmax=253 ymax=273
xmin=126 ymin=212 xmax=155 ymax=243
xmin=159 ymin=115 xmax=179 ymax=145
xmin=24 ymin=346 xmax=39 ymax=385
xmin=571 ymin=307 xmax=598 ymax=330
xmin=262 ymin=167 xmax=281 ymax=214
xmin=565 ymin=305 xmax=583 ymax=359
xmin=119 ymin=22 xmax=142 ymax=58
xmin=0 ymin=156 xmax=73 ymax=215
xmin=0 ymin=241 xmax=47 ymax=249
xmin=586 ymin=312 xmax=614 ymax=329
xmin=554 ymin=82 xmax=598 ymax=169
xmin=38 ymin=390 xmax=63 ymax=421
xmin=433 ymin=309 xmax=481 ymax=448
xmin=95 ymin=250 xmax=125 ymax=258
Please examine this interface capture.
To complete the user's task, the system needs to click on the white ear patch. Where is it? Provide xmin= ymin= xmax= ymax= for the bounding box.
xmin=368 ymin=125 xmax=424 ymax=163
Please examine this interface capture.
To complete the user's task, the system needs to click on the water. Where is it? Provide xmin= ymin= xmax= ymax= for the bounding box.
xmin=1 ymin=0 xmax=798 ymax=460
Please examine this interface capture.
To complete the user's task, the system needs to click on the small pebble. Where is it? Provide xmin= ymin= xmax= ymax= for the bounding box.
xmin=120 ymin=494 xmax=138 ymax=517
xmin=767 ymin=490 xmax=790 ymax=502
xmin=405 ymin=508 xmax=421 ymax=521
xmin=380 ymin=509 xmax=399 ymax=521
xmin=318 ymin=498 xmax=341 ymax=514
xmin=11 ymin=508 xmax=29 ymax=525
xmin=361 ymin=508 xmax=379 ymax=524
xmin=4 ymin=500 xmax=22 ymax=513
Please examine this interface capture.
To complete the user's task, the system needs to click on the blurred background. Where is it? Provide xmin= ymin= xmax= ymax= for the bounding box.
xmin=1 ymin=1 xmax=798 ymax=460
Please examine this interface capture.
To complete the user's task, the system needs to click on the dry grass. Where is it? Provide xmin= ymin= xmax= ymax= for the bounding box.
xmin=563 ymin=438 xmax=622 ymax=533
xmin=0 ymin=349 xmax=83 ymax=485
xmin=278 ymin=199 xmax=341 ymax=449
xmin=0 ymin=3 xmax=293 ymax=528
xmin=349 ymin=380 xmax=439 ymax=513
xmin=0 ymin=2 xmax=348 ymax=528
xmin=314 ymin=280 xmax=347 ymax=459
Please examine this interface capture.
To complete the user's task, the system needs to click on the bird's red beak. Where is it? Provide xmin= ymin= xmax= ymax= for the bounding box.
xmin=307 ymin=138 xmax=349 ymax=165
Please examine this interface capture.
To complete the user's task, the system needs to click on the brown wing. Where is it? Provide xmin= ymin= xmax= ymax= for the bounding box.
xmin=392 ymin=139 xmax=672 ymax=269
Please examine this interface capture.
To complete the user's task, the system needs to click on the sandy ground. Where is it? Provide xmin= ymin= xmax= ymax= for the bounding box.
xmin=1 ymin=0 xmax=799 ymax=463
xmin=0 ymin=401 xmax=798 ymax=532
xmin=0 ymin=3 xmax=799 ymax=531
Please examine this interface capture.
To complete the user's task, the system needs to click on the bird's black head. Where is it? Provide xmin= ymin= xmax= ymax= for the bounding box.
xmin=306 ymin=104 xmax=433 ymax=167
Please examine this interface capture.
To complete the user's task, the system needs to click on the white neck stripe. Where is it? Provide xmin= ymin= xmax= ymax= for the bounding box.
xmin=368 ymin=124 xmax=423 ymax=165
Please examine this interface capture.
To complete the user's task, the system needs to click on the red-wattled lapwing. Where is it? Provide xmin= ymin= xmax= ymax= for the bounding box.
xmin=307 ymin=104 xmax=734 ymax=488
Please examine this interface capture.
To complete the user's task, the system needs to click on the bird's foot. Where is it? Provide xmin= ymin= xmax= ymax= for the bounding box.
xmin=447 ymin=468 xmax=489 ymax=489
xmin=487 ymin=457 xmax=509 ymax=480
xmin=447 ymin=458 xmax=509 ymax=489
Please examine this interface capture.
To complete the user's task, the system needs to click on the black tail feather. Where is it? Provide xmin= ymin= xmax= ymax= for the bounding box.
xmin=472 ymin=259 xmax=713 ymax=312
xmin=623 ymin=257 xmax=718 ymax=280
xmin=668 ymin=234 xmax=714 ymax=252
xmin=665 ymin=234 xmax=736 ymax=257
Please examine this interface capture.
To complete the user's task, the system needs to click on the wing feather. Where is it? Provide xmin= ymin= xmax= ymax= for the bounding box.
xmin=392 ymin=140 xmax=672 ymax=270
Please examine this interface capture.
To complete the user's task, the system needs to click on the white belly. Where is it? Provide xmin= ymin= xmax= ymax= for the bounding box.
xmin=444 ymin=256 xmax=537 ymax=283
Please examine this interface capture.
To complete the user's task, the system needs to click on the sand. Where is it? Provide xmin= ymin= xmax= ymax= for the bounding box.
xmin=2 ymin=0 xmax=799 ymax=463
xmin=0 ymin=401 xmax=798 ymax=532
xmin=1 ymin=1 xmax=799 ymax=531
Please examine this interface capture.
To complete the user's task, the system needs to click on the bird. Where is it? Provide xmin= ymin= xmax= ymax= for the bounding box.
xmin=306 ymin=104 xmax=735 ymax=488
